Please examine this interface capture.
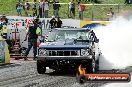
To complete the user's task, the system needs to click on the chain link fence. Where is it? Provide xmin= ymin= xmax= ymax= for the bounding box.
xmin=59 ymin=3 xmax=132 ymax=21
xmin=34 ymin=3 xmax=132 ymax=20
xmin=1 ymin=2 xmax=132 ymax=21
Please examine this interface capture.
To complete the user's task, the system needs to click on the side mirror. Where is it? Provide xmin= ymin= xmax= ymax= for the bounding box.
xmin=95 ymin=39 xmax=99 ymax=43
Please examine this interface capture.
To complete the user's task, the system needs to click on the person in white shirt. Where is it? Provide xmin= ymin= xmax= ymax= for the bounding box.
xmin=44 ymin=0 xmax=49 ymax=18
xmin=107 ymin=8 xmax=114 ymax=21
xmin=23 ymin=0 xmax=30 ymax=16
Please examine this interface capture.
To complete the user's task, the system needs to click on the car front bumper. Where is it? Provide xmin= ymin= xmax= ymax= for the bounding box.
xmin=37 ymin=56 xmax=93 ymax=61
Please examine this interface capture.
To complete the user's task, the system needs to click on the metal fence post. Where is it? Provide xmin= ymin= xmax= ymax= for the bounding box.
xmin=118 ymin=4 xmax=120 ymax=13
xmin=91 ymin=4 xmax=94 ymax=21
xmin=67 ymin=4 xmax=69 ymax=18
xmin=42 ymin=2 xmax=44 ymax=18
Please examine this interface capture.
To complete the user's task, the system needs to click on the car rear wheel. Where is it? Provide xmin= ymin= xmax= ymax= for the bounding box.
xmin=95 ymin=59 xmax=99 ymax=71
xmin=88 ymin=59 xmax=96 ymax=73
xmin=37 ymin=60 xmax=46 ymax=74
xmin=82 ymin=59 xmax=96 ymax=73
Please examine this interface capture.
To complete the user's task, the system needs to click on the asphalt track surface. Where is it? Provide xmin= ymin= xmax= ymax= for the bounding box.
xmin=0 ymin=58 xmax=132 ymax=87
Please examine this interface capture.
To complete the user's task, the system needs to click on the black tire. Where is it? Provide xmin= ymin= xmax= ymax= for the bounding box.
xmin=95 ymin=53 xmax=101 ymax=71
xmin=37 ymin=60 xmax=46 ymax=74
xmin=77 ymin=75 xmax=87 ymax=84
xmin=83 ymin=59 xmax=96 ymax=73
xmin=95 ymin=59 xmax=99 ymax=71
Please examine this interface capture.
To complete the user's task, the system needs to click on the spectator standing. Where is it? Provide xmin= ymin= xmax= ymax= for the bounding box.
xmin=1 ymin=15 xmax=8 ymax=25
xmin=49 ymin=16 xmax=57 ymax=29
xmin=0 ymin=15 xmax=8 ymax=39
xmin=44 ymin=0 xmax=49 ymax=18
xmin=23 ymin=0 xmax=30 ymax=16
xmin=91 ymin=0 xmax=96 ymax=3
xmin=16 ymin=0 xmax=22 ymax=16
xmin=125 ymin=0 xmax=132 ymax=4
xmin=0 ymin=17 xmax=4 ymax=31
xmin=78 ymin=2 xmax=85 ymax=20
xmin=32 ymin=0 xmax=38 ymax=17
xmin=39 ymin=0 xmax=44 ymax=18
xmin=1 ymin=24 xmax=8 ymax=39
xmin=107 ymin=8 xmax=114 ymax=21
xmin=68 ymin=0 xmax=75 ymax=19
xmin=24 ymin=19 xmax=44 ymax=60
xmin=56 ymin=17 xmax=62 ymax=28
xmin=53 ymin=0 xmax=61 ymax=18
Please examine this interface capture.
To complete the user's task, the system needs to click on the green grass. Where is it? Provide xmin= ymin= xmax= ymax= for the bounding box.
xmin=0 ymin=0 xmax=132 ymax=20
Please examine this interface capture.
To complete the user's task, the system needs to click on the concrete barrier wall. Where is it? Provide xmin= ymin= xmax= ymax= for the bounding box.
xmin=5 ymin=16 xmax=110 ymax=57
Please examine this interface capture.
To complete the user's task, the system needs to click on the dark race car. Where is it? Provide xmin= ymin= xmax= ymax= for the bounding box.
xmin=36 ymin=28 xmax=101 ymax=74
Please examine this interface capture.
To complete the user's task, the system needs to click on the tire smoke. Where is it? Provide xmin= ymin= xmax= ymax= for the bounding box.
xmin=94 ymin=16 xmax=132 ymax=70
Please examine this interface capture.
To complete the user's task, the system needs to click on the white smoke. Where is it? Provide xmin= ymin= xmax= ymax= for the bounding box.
xmin=94 ymin=16 xmax=132 ymax=70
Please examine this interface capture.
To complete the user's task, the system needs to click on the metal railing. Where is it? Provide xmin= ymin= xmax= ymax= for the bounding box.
xmin=5 ymin=2 xmax=132 ymax=21
xmin=80 ymin=4 xmax=132 ymax=21
xmin=39 ymin=3 xmax=132 ymax=20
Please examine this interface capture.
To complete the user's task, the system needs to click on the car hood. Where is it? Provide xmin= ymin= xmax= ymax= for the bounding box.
xmin=39 ymin=39 xmax=89 ymax=49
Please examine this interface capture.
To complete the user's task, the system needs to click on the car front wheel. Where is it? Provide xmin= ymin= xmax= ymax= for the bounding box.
xmin=37 ymin=60 xmax=46 ymax=74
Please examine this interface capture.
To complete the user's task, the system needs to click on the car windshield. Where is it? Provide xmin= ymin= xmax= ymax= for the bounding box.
xmin=46 ymin=28 xmax=91 ymax=41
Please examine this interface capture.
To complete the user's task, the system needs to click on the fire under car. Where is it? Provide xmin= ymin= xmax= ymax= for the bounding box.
xmin=36 ymin=28 xmax=101 ymax=74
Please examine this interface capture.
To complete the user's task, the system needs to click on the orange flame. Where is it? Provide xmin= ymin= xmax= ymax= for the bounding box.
xmin=78 ymin=64 xmax=86 ymax=75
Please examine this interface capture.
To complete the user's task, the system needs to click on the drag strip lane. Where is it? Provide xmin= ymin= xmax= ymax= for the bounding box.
xmin=0 ymin=61 xmax=132 ymax=87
